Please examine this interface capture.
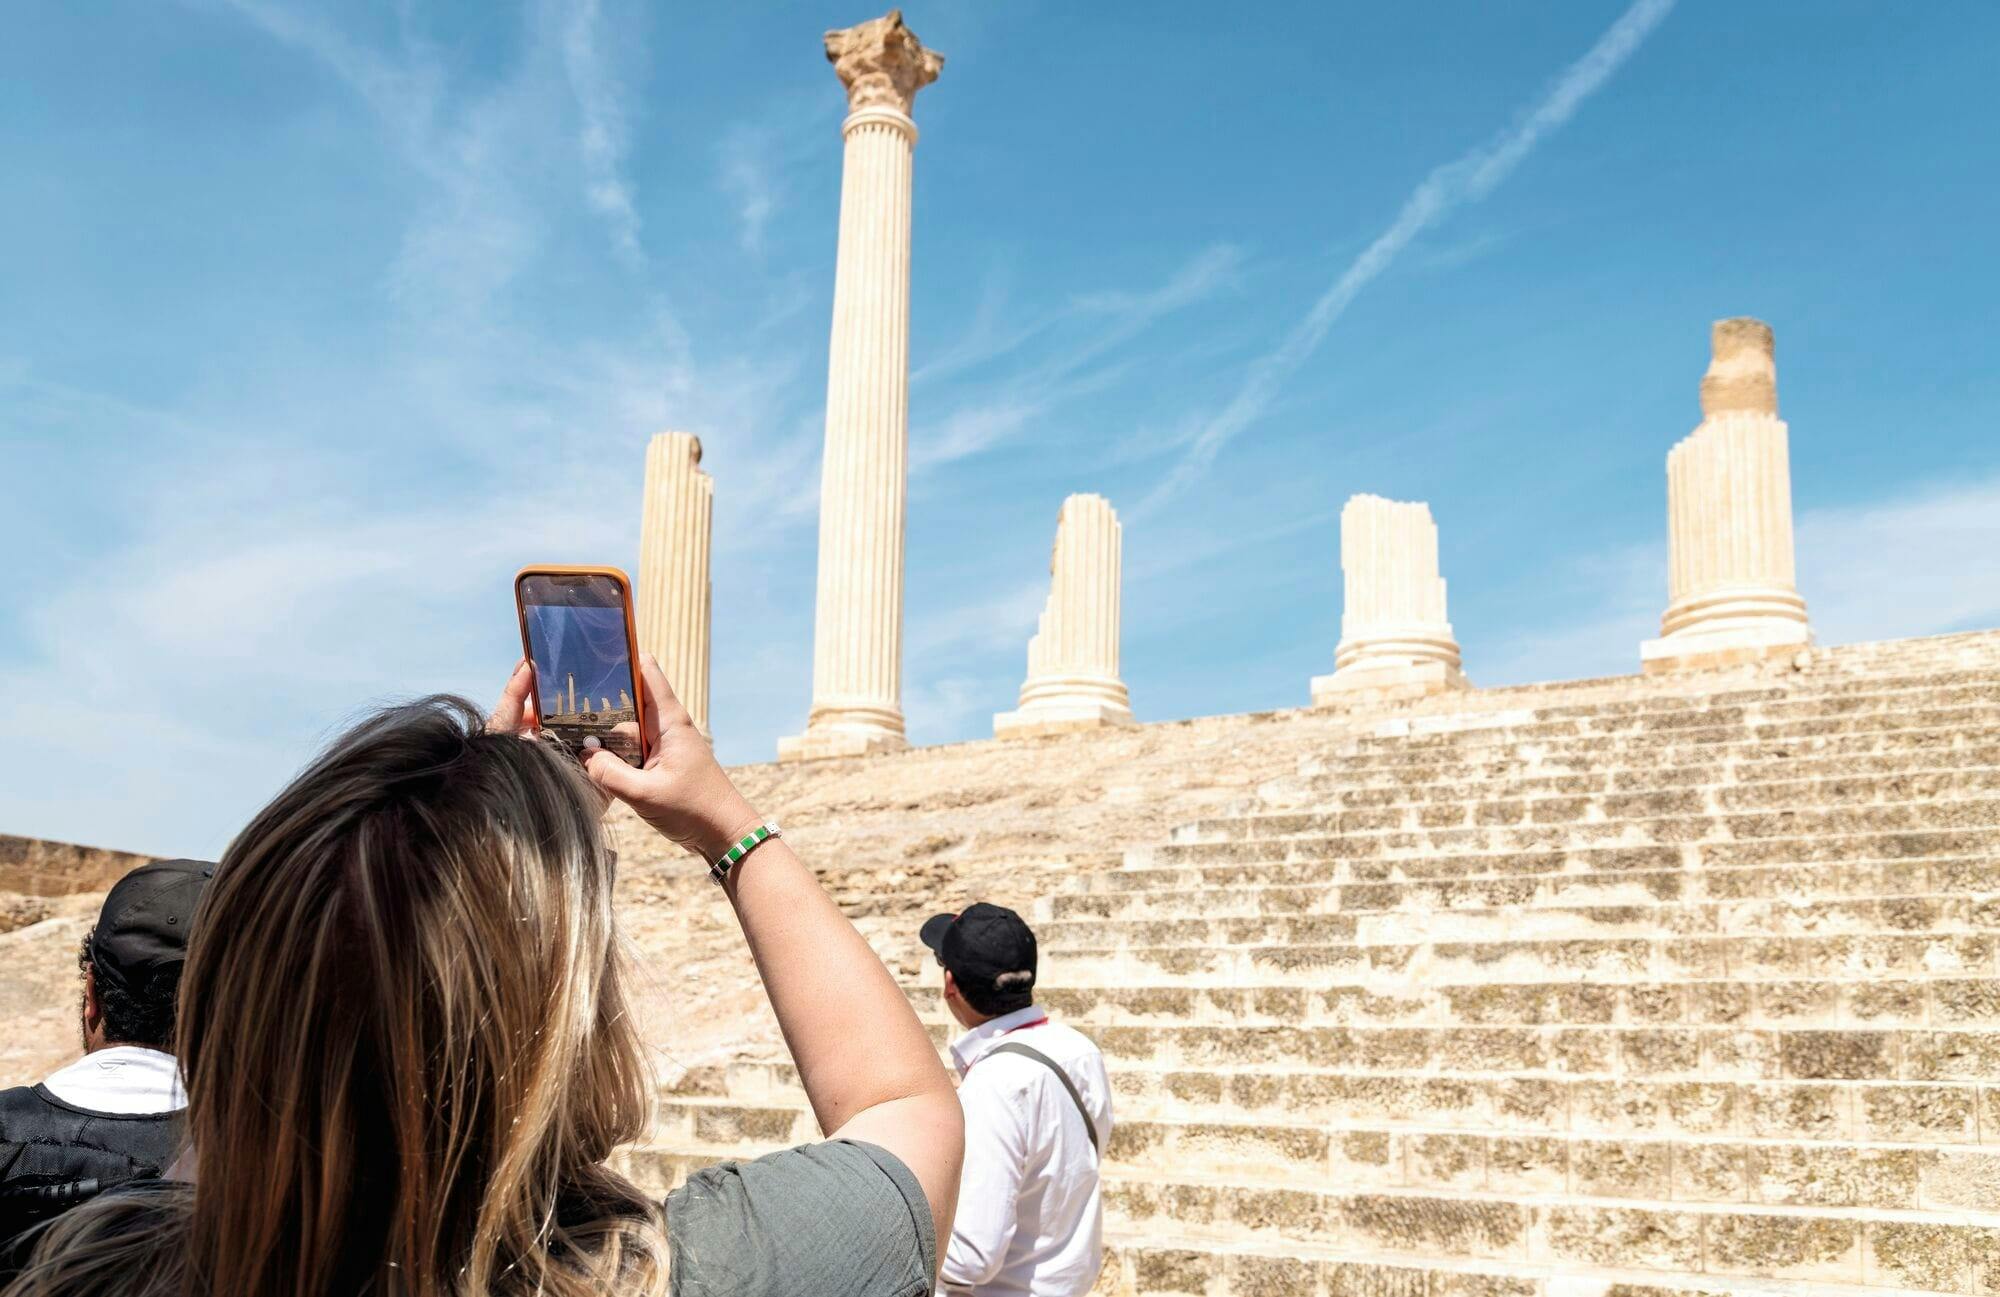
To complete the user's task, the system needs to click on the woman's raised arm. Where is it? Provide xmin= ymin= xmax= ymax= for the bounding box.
xmin=497 ymin=655 xmax=964 ymax=1261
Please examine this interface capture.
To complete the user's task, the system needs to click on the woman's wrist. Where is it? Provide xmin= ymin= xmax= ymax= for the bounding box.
xmin=690 ymin=796 xmax=764 ymax=863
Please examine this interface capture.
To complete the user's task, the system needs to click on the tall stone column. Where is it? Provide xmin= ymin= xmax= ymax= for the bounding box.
xmin=1641 ymin=317 xmax=1811 ymax=672
xmin=780 ymin=10 xmax=944 ymax=762
xmin=1311 ymin=494 xmax=1468 ymax=706
xmin=636 ymin=431 xmax=714 ymax=736
xmin=995 ymin=494 xmax=1135 ymax=739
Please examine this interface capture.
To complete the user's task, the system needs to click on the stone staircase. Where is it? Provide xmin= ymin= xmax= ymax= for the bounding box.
xmin=620 ymin=635 xmax=2000 ymax=1295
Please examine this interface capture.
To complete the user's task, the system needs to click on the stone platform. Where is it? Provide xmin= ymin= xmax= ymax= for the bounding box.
xmin=645 ymin=627 xmax=2000 ymax=1296
xmin=3 ymin=629 xmax=1998 ymax=1294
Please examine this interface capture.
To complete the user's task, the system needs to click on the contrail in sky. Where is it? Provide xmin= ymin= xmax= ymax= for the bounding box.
xmin=1137 ymin=0 xmax=1678 ymax=515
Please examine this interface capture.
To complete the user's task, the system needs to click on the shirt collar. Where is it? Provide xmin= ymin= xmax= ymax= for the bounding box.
xmin=949 ymin=1004 xmax=1048 ymax=1076
xmin=42 ymin=1045 xmax=187 ymax=1115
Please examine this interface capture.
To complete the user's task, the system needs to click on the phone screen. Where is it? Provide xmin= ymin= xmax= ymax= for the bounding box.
xmin=517 ymin=572 xmax=644 ymax=767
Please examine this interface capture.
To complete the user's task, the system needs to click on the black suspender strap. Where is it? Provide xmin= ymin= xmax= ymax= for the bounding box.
xmin=987 ymin=1042 xmax=1100 ymax=1155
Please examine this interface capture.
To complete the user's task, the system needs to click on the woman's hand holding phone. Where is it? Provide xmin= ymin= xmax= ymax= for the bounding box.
xmin=490 ymin=652 xmax=759 ymax=862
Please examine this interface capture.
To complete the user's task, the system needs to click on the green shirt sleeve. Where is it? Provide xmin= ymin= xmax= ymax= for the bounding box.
xmin=666 ymin=1140 xmax=936 ymax=1297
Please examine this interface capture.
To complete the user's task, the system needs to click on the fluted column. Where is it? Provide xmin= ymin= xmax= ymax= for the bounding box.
xmin=1641 ymin=317 xmax=1811 ymax=672
xmin=636 ymin=431 xmax=713 ymax=735
xmin=780 ymin=10 xmax=944 ymax=762
xmin=1311 ymin=494 xmax=1468 ymax=706
xmin=995 ymin=494 xmax=1135 ymax=739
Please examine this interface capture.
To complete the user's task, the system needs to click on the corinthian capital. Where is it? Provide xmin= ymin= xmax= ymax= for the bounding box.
xmin=824 ymin=9 xmax=944 ymax=115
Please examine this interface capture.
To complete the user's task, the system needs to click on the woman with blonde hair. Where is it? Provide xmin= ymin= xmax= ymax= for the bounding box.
xmin=6 ymin=655 xmax=962 ymax=1296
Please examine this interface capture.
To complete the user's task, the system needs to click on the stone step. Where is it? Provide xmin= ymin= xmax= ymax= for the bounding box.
xmin=643 ymin=1094 xmax=2000 ymax=1213
xmin=1313 ymin=716 xmax=2000 ymax=775
xmin=1344 ymin=700 xmax=2000 ymax=760
xmin=1334 ymin=700 xmax=2000 ymax=760
xmin=1108 ymin=1120 xmax=2000 ymax=1214
xmin=1041 ymin=930 xmax=1999 ymax=985
xmin=1035 ymin=895 xmax=1997 ymax=951
xmin=661 ymin=1061 xmax=2000 ymax=1146
xmin=910 ymin=1020 xmax=2000 ymax=1082
xmin=1523 ymin=673 xmax=2000 ymax=719
xmin=1182 ymin=778 xmax=2000 ymax=842
xmin=1092 ymin=1231 xmax=1924 ymax=1297
xmin=1269 ymin=746 xmax=2000 ymax=807
xmin=1149 ymin=799 xmax=2000 ymax=863
xmin=902 ymin=977 xmax=2000 ymax=1031
xmin=1095 ymin=1220 xmax=1998 ymax=1297
xmin=1207 ymin=768 xmax=2000 ymax=833
xmin=1101 ymin=1067 xmax=1999 ymax=1147
xmin=1101 ymin=1172 xmax=2000 ymax=1292
xmin=617 ymin=1132 xmax=2000 ymax=1291
xmin=1066 ymin=852 xmax=1987 ymax=904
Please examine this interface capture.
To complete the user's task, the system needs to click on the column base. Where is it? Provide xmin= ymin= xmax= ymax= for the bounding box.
xmin=1641 ymin=621 xmax=1812 ymax=675
xmin=777 ymin=700 xmax=908 ymax=762
xmin=776 ymin=728 xmax=909 ymax=763
xmin=1312 ymin=659 xmax=1470 ymax=708
xmin=993 ymin=701 xmax=1137 ymax=741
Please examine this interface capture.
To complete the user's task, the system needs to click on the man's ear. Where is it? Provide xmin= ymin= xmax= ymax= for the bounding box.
xmin=942 ymin=969 xmax=959 ymax=1001
xmin=82 ymin=965 xmax=104 ymax=1033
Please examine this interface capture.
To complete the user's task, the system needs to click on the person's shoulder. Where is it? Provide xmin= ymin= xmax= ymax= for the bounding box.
xmin=666 ymin=1141 xmax=934 ymax=1297
xmin=1037 ymin=1020 xmax=1104 ymax=1060
xmin=0 ymin=1083 xmax=59 ymax=1133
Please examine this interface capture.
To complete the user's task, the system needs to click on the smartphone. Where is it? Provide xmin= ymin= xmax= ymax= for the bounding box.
xmin=514 ymin=565 xmax=649 ymax=767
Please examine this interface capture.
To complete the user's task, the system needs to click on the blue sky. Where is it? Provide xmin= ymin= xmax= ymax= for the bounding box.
xmin=5 ymin=1 xmax=1998 ymax=858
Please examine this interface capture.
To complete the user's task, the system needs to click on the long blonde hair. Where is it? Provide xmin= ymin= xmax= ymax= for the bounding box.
xmin=8 ymin=697 xmax=669 ymax=1297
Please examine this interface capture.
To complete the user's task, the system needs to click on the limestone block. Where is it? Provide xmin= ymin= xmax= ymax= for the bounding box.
xmin=996 ymin=494 xmax=1137 ymax=739
xmin=1313 ymin=495 xmax=1468 ymax=707
xmin=636 ymin=431 xmax=714 ymax=735
xmin=1643 ymin=318 xmax=1813 ymax=672
xmin=783 ymin=10 xmax=943 ymax=762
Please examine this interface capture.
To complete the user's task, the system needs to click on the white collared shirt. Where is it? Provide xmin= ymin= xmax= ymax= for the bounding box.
xmin=939 ymin=1005 xmax=1114 ymax=1297
xmin=41 ymin=1046 xmax=186 ymax=1115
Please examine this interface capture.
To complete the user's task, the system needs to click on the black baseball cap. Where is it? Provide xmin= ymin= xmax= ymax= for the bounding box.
xmin=89 ymin=859 xmax=214 ymax=1001
xmin=920 ymin=902 xmax=1037 ymax=1013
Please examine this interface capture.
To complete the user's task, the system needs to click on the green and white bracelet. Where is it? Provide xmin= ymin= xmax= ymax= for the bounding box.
xmin=709 ymin=819 xmax=781 ymax=885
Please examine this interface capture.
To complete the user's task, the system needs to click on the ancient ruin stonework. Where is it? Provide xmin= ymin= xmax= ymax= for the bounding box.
xmin=1312 ymin=494 xmax=1468 ymax=705
xmin=780 ymin=9 xmax=944 ymax=763
xmin=637 ymin=431 xmax=714 ymax=735
xmin=622 ymin=629 xmax=2000 ymax=1297
xmin=1643 ymin=318 xmax=1813 ymax=674
xmin=996 ymin=493 xmax=1135 ymax=739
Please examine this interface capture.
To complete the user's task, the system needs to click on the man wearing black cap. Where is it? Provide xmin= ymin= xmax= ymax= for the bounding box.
xmin=0 ymin=859 xmax=211 ymax=1248
xmin=920 ymin=903 xmax=1112 ymax=1297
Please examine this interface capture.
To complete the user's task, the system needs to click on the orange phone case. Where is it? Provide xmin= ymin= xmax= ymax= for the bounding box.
xmin=513 ymin=564 xmax=650 ymax=763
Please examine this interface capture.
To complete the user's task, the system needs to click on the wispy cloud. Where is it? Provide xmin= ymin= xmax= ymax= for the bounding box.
xmin=908 ymin=578 xmax=1050 ymax=659
xmin=1474 ymin=471 xmax=2000 ymax=686
xmin=0 ymin=0 xmax=828 ymax=852
xmin=559 ymin=0 xmax=646 ymax=265
xmin=1136 ymin=0 xmax=1677 ymax=516
xmin=909 ymin=243 xmax=1245 ymax=471
xmin=719 ymin=151 xmax=775 ymax=256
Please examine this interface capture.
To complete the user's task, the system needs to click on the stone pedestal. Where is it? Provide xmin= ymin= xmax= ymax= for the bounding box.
xmin=780 ymin=10 xmax=944 ymax=762
xmin=996 ymin=494 xmax=1135 ymax=739
xmin=1312 ymin=495 xmax=1468 ymax=706
xmin=1642 ymin=318 xmax=1812 ymax=673
xmin=636 ymin=431 xmax=713 ymax=736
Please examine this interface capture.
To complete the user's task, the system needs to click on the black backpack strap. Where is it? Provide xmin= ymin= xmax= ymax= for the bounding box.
xmin=986 ymin=1043 xmax=1099 ymax=1155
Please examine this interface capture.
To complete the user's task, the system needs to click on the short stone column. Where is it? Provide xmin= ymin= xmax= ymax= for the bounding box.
xmin=781 ymin=10 xmax=944 ymax=762
xmin=1641 ymin=318 xmax=1811 ymax=672
xmin=636 ymin=431 xmax=713 ymax=735
xmin=995 ymin=494 xmax=1135 ymax=739
xmin=1311 ymin=495 xmax=1468 ymax=705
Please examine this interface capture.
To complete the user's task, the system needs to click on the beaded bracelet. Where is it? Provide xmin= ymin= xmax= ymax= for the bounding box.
xmin=709 ymin=819 xmax=782 ymax=886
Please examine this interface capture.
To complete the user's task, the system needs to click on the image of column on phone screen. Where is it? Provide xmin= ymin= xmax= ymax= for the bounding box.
xmin=523 ymin=601 xmax=642 ymax=764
